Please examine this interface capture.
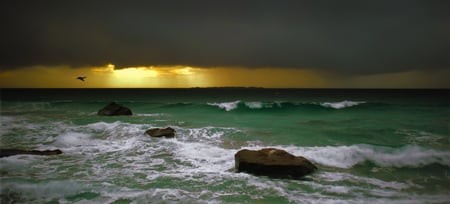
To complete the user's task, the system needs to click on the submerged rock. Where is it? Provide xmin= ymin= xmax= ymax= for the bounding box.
xmin=234 ymin=148 xmax=317 ymax=178
xmin=0 ymin=149 xmax=63 ymax=158
xmin=145 ymin=127 xmax=175 ymax=138
xmin=97 ymin=102 xmax=132 ymax=116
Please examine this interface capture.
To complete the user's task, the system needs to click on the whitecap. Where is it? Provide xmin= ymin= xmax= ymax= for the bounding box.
xmin=283 ymin=144 xmax=450 ymax=168
xmin=54 ymin=132 xmax=95 ymax=147
xmin=320 ymin=100 xmax=366 ymax=109
xmin=136 ymin=113 xmax=165 ymax=117
xmin=317 ymin=172 xmax=410 ymax=190
xmin=240 ymin=144 xmax=450 ymax=169
xmin=244 ymin=101 xmax=264 ymax=109
xmin=207 ymin=101 xmax=240 ymax=111
xmin=172 ymin=140 xmax=235 ymax=173
xmin=174 ymin=126 xmax=239 ymax=144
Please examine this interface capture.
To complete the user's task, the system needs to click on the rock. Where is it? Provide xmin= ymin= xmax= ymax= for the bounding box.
xmin=0 ymin=149 xmax=63 ymax=158
xmin=234 ymin=148 xmax=317 ymax=178
xmin=145 ymin=127 xmax=175 ymax=138
xmin=97 ymin=102 xmax=132 ymax=116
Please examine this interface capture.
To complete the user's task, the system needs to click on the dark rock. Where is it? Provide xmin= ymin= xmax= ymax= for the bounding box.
xmin=234 ymin=148 xmax=317 ymax=178
xmin=97 ymin=102 xmax=132 ymax=116
xmin=0 ymin=149 xmax=63 ymax=158
xmin=145 ymin=127 xmax=175 ymax=138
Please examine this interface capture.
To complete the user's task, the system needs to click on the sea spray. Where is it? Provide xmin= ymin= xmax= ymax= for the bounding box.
xmin=1 ymin=88 xmax=448 ymax=203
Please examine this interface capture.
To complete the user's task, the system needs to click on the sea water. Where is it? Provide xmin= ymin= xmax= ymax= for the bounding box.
xmin=0 ymin=88 xmax=449 ymax=203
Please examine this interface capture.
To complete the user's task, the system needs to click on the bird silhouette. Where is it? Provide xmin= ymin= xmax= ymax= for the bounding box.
xmin=77 ymin=76 xmax=87 ymax=82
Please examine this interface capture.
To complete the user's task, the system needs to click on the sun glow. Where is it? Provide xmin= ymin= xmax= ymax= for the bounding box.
xmin=1 ymin=63 xmax=447 ymax=88
xmin=171 ymin=67 xmax=196 ymax=75
xmin=109 ymin=66 xmax=158 ymax=87
xmin=114 ymin=67 xmax=159 ymax=78
xmin=94 ymin=64 xmax=208 ymax=87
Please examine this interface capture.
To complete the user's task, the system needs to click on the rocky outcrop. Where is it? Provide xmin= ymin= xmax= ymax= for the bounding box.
xmin=97 ymin=102 xmax=132 ymax=116
xmin=234 ymin=148 xmax=317 ymax=178
xmin=0 ymin=149 xmax=63 ymax=158
xmin=145 ymin=127 xmax=175 ymax=138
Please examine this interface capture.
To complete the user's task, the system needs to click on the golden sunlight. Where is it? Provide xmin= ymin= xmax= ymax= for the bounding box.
xmin=170 ymin=67 xmax=196 ymax=75
xmin=114 ymin=67 xmax=159 ymax=78
xmin=97 ymin=64 xmax=208 ymax=87
xmin=109 ymin=66 xmax=159 ymax=87
xmin=3 ymin=64 xmax=446 ymax=88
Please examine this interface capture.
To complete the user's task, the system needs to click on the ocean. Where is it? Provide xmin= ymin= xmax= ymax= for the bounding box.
xmin=0 ymin=88 xmax=449 ymax=204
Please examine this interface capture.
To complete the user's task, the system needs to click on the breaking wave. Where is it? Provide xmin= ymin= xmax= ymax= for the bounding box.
xmin=319 ymin=101 xmax=366 ymax=109
xmin=207 ymin=100 xmax=368 ymax=111
xmin=280 ymin=144 xmax=450 ymax=168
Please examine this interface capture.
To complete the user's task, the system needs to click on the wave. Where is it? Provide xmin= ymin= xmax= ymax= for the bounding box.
xmin=2 ymin=119 xmax=449 ymax=203
xmin=1 ymin=99 xmax=382 ymax=115
xmin=207 ymin=101 xmax=241 ymax=111
xmin=207 ymin=100 xmax=368 ymax=111
xmin=5 ymin=118 xmax=448 ymax=170
xmin=319 ymin=100 xmax=366 ymax=109
xmin=135 ymin=113 xmax=165 ymax=117
xmin=279 ymin=144 xmax=450 ymax=168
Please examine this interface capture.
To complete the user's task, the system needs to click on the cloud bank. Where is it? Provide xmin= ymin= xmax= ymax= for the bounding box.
xmin=1 ymin=0 xmax=449 ymax=74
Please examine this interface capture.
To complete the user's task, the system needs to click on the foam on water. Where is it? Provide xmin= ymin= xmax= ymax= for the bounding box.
xmin=174 ymin=126 xmax=240 ymax=145
xmin=1 ymin=88 xmax=449 ymax=203
xmin=317 ymin=172 xmax=411 ymax=190
xmin=206 ymin=100 xmax=368 ymax=111
xmin=320 ymin=100 xmax=366 ymax=109
xmin=54 ymin=132 xmax=95 ymax=147
xmin=207 ymin=101 xmax=240 ymax=111
xmin=397 ymin=129 xmax=449 ymax=146
xmin=244 ymin=101 xmax=264 ymax=109
xmin=0 ymin=116 xmax=23 ymax=136
xmin=241 ymin=144 xmax=450 ymax=169
xmin=136 ymin=113 xmax=165 ymax=117
xmin=172 ymin=140 xmax=235 ymax=173
xmin=1 ymin=113 xmax=449 ymax=203
xmin=0 ymin=180 xmax=87 ymax=203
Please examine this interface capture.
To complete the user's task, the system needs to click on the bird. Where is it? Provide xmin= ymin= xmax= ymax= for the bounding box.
xmin=76 ymin=76 xmax=87 ymax=82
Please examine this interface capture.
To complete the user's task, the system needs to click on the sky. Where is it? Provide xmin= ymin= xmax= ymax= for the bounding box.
xmin=1 ymin=0 xmax=449 ymax=88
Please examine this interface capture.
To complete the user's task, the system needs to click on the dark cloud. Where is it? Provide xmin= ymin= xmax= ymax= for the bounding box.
xmin=1 ymin=0 xmax=449 ymax=74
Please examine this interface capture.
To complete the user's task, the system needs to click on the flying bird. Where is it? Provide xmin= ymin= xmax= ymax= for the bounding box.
xmin=76 ymin=76 xmax=87 ymax=82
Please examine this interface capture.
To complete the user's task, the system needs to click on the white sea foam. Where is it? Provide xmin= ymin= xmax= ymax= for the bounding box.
xmin=245 ymin=101 xmax=264 ymax=109
xmin=174 ymin=126 xmax=239 ymax=145
xmin=320 ymin=100 xmax=366 ymax=109
xmin=207 ymin=101 xmax=240 ymax=111
xmin=3 ymin=117 xmax=447 ymax=203
xmin=54 ymin=132 xmax=95 ymax=147
xmin=0 ymin=116 xmax=24 ymax=135
xmin=136 ymin=113 xmax=165 ymax=117
xmin=397 ymin=129 xmax=449 ymax=145
xmin=240 ymin=144 xmax=450 ymax=169
xmin=172 ymin=140 xmax=235 ymax=173
xmin=282 ymin=144 xmax=450 ymax=168
xmin=0 ymin=180 xmax=87 ymax=201
xmin=0 ymin=154 xmax=37 ymax=169
xmin=84 ymin=121 xmax=145 ymax=139
xmin=0 ymin=115 xmax=22 ymax=123
xmin=317 ymin=172 xmax=410 ymax=190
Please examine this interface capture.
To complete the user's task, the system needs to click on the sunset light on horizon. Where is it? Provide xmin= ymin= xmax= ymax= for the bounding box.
xmin=1 ymin=64 xmax=449 ymax=88
xmin=0 ymin=1 xmax=449 ymax=203
xmin=0 ymin=1 xmax=449 ymax=88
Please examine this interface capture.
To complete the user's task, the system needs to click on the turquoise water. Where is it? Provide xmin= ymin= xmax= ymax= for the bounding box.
xmin=1 ymin=88 xmax=449 ymax=203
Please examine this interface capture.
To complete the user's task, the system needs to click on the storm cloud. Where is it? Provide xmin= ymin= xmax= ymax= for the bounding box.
xmin=1 ymin=0 xmax=449 ymax=74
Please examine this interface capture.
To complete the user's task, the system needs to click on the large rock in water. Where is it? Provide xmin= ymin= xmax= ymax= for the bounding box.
xmin=145 ymin=127 xmax=175 ymax=138
xmin=234 ymin=148 xmax=317 ymax=178
xmin=0 ymin=149 xmax=63 ymax=158
xmin=97 ymin=102 xmax=132 ymax=116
